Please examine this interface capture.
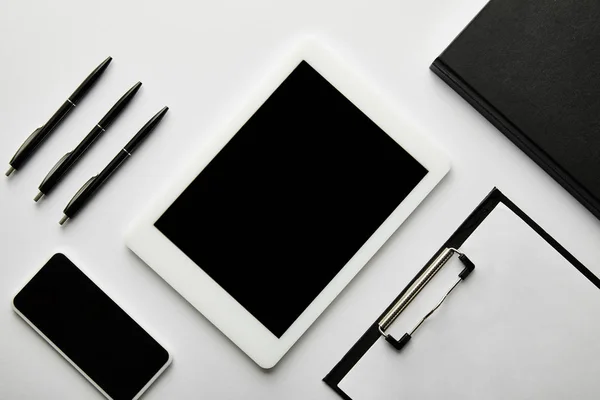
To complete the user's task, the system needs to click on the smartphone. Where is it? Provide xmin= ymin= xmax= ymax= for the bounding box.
xmin=13 ymin=253 xmax=171 ymax=400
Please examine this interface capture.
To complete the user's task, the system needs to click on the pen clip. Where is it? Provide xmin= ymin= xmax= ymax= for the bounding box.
xmin=12 ymin=126 xmax=44 ymax=158
xmin=65 ymin=175 xmax=97 ymax=209
xmin=40 ymin=151 xmax=73 ymax=186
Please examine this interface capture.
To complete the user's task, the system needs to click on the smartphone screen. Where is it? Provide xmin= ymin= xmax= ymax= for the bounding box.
xmin=13 ymin=253 xmax=171 ymax=400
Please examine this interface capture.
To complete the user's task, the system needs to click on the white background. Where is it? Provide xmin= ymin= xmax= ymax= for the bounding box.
xmin=1 ymin=0 xmax=599 ymax=399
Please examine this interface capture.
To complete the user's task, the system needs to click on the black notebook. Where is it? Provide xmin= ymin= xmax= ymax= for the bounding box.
xmin=431 ymin=0 xmax=600 ymax=220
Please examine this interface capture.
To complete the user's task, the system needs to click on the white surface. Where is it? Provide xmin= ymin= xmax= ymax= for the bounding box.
xmin=12 ymin=252 xmax=172 ymax=400
xmin=125 ymin=39 xmax=449 ymax=369
xmin=1 ymin=0 xmax=599 ymax=399
xmin=340 ymin=204 xmax=600 ymax=399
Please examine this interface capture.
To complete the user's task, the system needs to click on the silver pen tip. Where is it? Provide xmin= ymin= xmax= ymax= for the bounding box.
xmin=5 ymin=166 xmax=15 ymax=177
xmin=34 ymin=192 xmax=44 ymax=202
xmin=59 ymin=215 xmax=69 ymax=226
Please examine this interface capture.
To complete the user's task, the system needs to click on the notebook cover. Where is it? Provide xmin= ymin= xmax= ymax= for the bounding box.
xmin=323 ymin=187 xmax=600 ymax=399
xmin=431 ymin=0 xmax=600 ymax=220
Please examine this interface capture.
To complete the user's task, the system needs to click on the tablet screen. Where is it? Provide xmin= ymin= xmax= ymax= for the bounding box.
xmin=155 ymin=61 xmax=427 ymax=338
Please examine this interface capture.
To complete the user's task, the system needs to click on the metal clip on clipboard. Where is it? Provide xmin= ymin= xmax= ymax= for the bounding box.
xmin=377 ymin=248 xmax=475 ymax=351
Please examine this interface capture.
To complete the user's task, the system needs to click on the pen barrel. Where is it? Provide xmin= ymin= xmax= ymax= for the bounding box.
xmin=95 ymin=150 xmax=130 ymax=186
xmin=74 ymin=125 xmax=105 ymax=157
xmin=98 ymin=108 xmax=124 ymax=130
xmin=9 ymin=101 xmax=74 ymax=170
xmin=69 ymin=57 xmax=112 ymax=104
xmin=98 ymin=82 xmax=142 ymax=129
xmin=124 ymin=107 xmax=169 ymax=154
xmin=43 ymin=100 xmax=75 ymax=134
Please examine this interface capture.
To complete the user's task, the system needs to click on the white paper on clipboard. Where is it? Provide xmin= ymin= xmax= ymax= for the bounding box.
xmin=339 ymin=203 xmax=600 ymax=400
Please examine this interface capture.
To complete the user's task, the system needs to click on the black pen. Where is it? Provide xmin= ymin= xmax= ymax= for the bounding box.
xmin=5 ymin=57 xmax=112 ymax=177
xmin=34 ymin=82 xmax=142 ymax=202
xmin=59 ymin=106 xmax=168 ymax=225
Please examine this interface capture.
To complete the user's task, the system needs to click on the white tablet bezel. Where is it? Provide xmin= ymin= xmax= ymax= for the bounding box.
xmin=125 ymin=39 xmax=450 ymax=368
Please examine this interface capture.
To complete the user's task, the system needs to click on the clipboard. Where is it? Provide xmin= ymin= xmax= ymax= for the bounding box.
xmin=324 ymin=188 xmax=600 ymax=400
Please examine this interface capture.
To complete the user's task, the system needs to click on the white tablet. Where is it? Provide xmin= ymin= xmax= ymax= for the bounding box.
xmin=125 ymin=39 xmax=449 ymax=368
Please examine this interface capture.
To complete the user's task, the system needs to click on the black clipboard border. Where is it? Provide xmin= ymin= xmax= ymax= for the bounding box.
xmin=323 ymin=187 xmax=600 ymax=399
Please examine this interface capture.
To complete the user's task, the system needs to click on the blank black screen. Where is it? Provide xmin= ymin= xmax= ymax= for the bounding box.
xmin=155 ymin=61 xmax=427 ymax=338
xmin=13 ymin=254 xmax=169 ymax=400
